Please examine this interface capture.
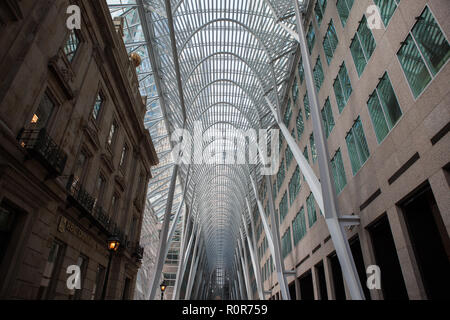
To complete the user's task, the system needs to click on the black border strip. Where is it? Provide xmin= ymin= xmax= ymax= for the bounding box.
xmin=388 ymin=152 xmax=420 ymax=185
xmin=359 ymin=188 xmax=381 ymax=211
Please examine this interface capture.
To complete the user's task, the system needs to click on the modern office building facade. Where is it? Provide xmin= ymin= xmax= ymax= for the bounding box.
xmin=254 ymin=0 xmax=450 ymax=300
xmin=0 ymin=0 xmax=158 ymax=299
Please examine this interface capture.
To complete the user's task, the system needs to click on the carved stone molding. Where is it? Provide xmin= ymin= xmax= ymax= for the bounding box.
xmin=48 ymin=50 xmax=75 ymax=99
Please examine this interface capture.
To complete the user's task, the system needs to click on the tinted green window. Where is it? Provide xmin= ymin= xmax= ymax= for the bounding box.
xmin=373 ymin=0 xmax=399 ymax=27
xmin=331 ymin=149 xmax=347 ymax=194
xmin=272 ymin=179 xmax=277 ymax=199
xmin=323 ymin=20 xmax=339 ymax=65
xmin=307 ymin=23 xmax=316 ymax=54
xmin=288 ymin=166 xmax=301 ymax=205
xmin=310 ymin=133 xmax=317 ymax=163
xmin=321 ymin=98 xmax=335 ymax=138
xmin=279 ymin=191 xmax=288 ymax=222
xmin=284 ymin=100 xmax=292 ymax=126
xmin=314 ymin=1 xmax=324 ymax=27
xmin=303 ymin=146 xmax=309 ymax=163
xmin=333 ymin=62 xmax=352 ymax=113
xmin=412 ymin=6 xmax=450 ymax=76
xmin=306 ymin=193 xmax=317 ymax=227
xmin=346 ymin=117 xmax=370 ymax=175
xmin=277 ymin=160 xmax=285 ymax=191
xmin=285 ymin=146 xmax=293 ymax=168
xmin=92 ymin=94 xmax=103 ymax=120
xmin=293 ymin=207 xmax=307 ymax=245
xmin=304 ymin=93 xmax=311 ymax=119
xmin=313 ymin=57 xmax=324 ymax=91
xmin=296 ymin=111 xmax=304 ymax=140
xmin=350 ymin=16 xmax=376 ymax=77
xmin=367 ymin=72 xmax=402 ymax=143
xmin=292 ymin=79 xmax=299 ymax=103
xmin=298 ymin=58 xmax=304 ymax=84
xmin=336 ymin=0 xmax=354 ymax=27
xmin=281 ymin=227 xmax=292 ymax=259
xmin=397 ymin=6 xmax=449 ymax=98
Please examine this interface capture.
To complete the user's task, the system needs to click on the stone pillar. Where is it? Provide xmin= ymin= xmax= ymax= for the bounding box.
xmin=386 ymin=206 xmax=426 ymax=299
xmin=428 ymin=168 xmax=450 ymax=236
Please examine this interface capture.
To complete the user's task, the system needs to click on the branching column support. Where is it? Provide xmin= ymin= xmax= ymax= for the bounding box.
xmin=238 ymin=230 xmax=253 ymax=300
xmin=242 ymin=204 xmax=264 ymax=300
xmin=249 ymin=175 xmax=291 ymax=300
xmin=291 ymin=0 xmax=365 ymax=300
xmin=148 ymin=164 xmax=180 ymax=300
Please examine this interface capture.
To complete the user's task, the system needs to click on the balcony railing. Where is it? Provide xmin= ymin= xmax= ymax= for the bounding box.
xmin=65 ymin=175 xmax=134 ymax=255
xmin=18 ymin=128 xmax=67 ymax=176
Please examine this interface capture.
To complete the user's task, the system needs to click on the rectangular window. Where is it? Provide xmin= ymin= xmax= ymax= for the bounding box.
xmin=163 ymin=273 xmax=176 ymax=287
xmin=313 ymin=56 xmax=324 ymax=91
xmin=303 ymin=146 xmax=309 ymax=163
xmin=323 ymin=20 xmax=339 ymax=65
xmin=307 ymin=22 xmax=316 ymax=54
xmin=291 ymin=79 xmax=298 ymax=105
xmin=310 ymin=133 xmax=317 ymax=163
xmin=336 ymin=0 xmax=354 ymax=27
xmin=331 ymin=149 xmax=347 ymax=194
xmin=285 ymin=146 xmax=293 ymax=168
xmin=314 ymin=1 xmax=324 ymax=27
xmin=64 ymin=29 xmax=80 ymax=62
xmin=107 ymin=121 xmax=117 ymax=146
xmin=272 ymin=179 xmax=277 ymax=199
xmin=298 ymin=58 xmax=304 ymax=84
xmin=346 ymin=117 xmax=370 ymax=175
xmin=333 ymin=62 xmax=352 ymax=113
xmin=92 ymin=93 xmax=103 ymax=121
xmin=397 ymin=6 xmax=450 ymax=98
xmin=293 ymin=207 xmax=307 ymax=245
xmin=120 ymin=144 xmax=129 ymax=167
xmin=37 ymin=239 xmax=66 ymax=299
xmin=73 ymin=254 xmax=88 ymax=300
xmin=94 ymin=174 xmax=106 ymax=207
xmin=91 ymin=264 xmax=105 ymax=300
xmin=367 ymin=72 xmax=402 ymax=143
xmin=373 ymin=0 xmax=400 ymax=27
xmin=288 ymin=166 xmax=301 ymax=205
xmin=306 ymin=193 xmax=317 ymax=227
xmin=31 ymin=91 xmax=55 ymax=130
xmin=279 ymin=191 xmax=288 ymax=222
xmin=304 ymin=93 xmax=311 ymax=119
xmin=281 ymin=227 xmax=292 ymax=259
xmin=321 ymin=98 xmax=335 ymax=138
xmin=350 ymin=16 xmax=376 ymax=77
xmin=277 ymin=160 xmax=285 ymax=191
xmin=284 ymin=100 xmax=293 ymax=126
xmin=296 ymin=111 xmax=304 ymax=140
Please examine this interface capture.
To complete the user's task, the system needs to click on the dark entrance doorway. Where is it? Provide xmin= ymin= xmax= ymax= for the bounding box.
xmin=315 ymin=261 xmax=328 ymax=300
xmin=329 ymin=252 xmax=346 ymax=300
xmin=368 ymin=214 xmax=408 ymax=299
xmin=401 ymin=185 xmax=450 ymax=299
xmin=298 ymin=270 xmax=314 ymax=300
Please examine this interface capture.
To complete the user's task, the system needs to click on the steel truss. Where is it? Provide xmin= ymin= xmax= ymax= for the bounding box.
xmin=107 ymin=0 xmax=364 ymax=300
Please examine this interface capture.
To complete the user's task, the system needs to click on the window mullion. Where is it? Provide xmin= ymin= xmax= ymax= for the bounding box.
xmin=409 ymin=30 xmax=435 ymax=80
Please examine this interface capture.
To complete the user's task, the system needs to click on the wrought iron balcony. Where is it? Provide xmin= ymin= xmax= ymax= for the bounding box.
xmin=66 ymin=175 xmax=96 ymax=215
xmin=18 ymin=128 xmax=67 ymax=176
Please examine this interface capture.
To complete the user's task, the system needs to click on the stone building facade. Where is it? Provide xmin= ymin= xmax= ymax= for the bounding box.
xmin=255 ymin=0 xmax=450 ymax=300
xmin=0 ymin=0 xmax=158 ymax=299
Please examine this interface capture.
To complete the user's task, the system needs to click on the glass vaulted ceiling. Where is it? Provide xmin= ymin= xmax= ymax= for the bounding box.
xmin=107 ymin=0 xmax=303 ymax=285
